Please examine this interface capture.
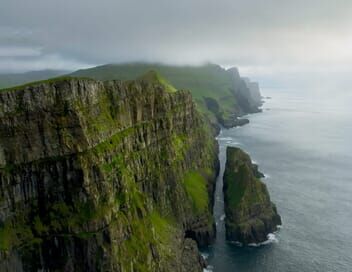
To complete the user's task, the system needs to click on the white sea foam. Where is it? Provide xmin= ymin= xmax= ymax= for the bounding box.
xmin=201 ymin=252 xmax=209 ymax=260
xmin=248 ymin=233 xmax=278 ymax=247
xmin=229 ymin=141 xmax=241 ymax=145
xmin=216 ymin=137 xmax=233 ymax=141
xmin=220 ymin=214 xmax=226 ymax=221
xmin=203 ymin=265 xmax=214 ymax=272
xmin=263 ymin=173 xmax=271 ymax=179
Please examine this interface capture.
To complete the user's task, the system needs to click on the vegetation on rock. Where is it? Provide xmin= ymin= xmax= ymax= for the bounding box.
xmin=69 ymin=63 xmax=262 ymax=128
xmin=0 ymin=74 xmax=218 ymax=271
xmin=223 ymin=147 xmax=281 ymax=245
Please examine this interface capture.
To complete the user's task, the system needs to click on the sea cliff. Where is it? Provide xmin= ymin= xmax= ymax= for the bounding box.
xmin=0 ymin=75 xmax=218 ymax=271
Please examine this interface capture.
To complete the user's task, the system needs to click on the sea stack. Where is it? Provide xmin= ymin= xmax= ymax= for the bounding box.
xmin=223 ymin=147 xmax=281 ymax=244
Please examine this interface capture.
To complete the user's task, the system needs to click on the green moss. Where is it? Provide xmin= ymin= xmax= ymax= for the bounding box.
xmin=93 ymin=127 xmax=134 ymax=155
xmin=117 ymin=210 xmax=175 ymax=271
xmin=149 ymin=212 xmax=173 ymax=244
xmin=183 ymin=171 xmax=208 ymax=214
xmin=0 ymin=223 xmax=17 ymax=251
xmin=1 ymin=163 xmax=16 ymax=174
xmin=74 ymin=92 xmax=117 ymax=136
xmin=0 ymin=216 xmax=39 ymax=252
xmin=224 ymin=164 xmax=247 ymax=208
xmin=172 ymin=134 xmax=188 ymax=161
xmin=33 ymin=216 xmax=48 ymax=235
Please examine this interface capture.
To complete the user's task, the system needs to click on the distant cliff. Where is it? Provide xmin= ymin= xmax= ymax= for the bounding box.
xmin=0 ymin=75 xmax=218 ymax=271
xmin=242 ymin=77 xmax=262 ymax=108
xmin=70 ymin=63 xmax=262 ymax=130
xmin=223 ymin=147 xmax=281 ymax=245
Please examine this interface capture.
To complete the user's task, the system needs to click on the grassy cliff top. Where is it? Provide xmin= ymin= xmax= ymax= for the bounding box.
xmin=137 ymin=70 xmax=177 ymax=93
xmin=0 ymin=71 xmax=178 ymax=96
xmin=0 ymin=76 xmax=94 ymax=93
xmin=70 ymin=63 xmax=234 ymax=99
xmin=0 ymin=63 xmax=245 ymax=125
xmin=70 ymin=63 xmax=238 ymax=122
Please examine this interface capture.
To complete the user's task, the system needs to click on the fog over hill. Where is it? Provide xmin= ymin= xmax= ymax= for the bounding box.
xmin=1 ymin=0 xmax=352 ymax=87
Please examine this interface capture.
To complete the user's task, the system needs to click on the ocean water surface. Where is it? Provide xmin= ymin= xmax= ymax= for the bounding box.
xmin=204 ymin=87 xmax=352 ymax=272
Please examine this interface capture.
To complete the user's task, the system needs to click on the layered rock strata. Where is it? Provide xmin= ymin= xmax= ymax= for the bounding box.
xmin=0 ymin=76 xmax=219 ymax=271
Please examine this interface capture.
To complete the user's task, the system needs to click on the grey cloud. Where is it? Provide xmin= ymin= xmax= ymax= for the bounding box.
xmin=1 ymin=0 xmax=352 ymax=79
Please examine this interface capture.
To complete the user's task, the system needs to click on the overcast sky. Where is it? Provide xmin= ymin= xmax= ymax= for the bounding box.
xmin=1 ymin=0 xmax=352 ymax=84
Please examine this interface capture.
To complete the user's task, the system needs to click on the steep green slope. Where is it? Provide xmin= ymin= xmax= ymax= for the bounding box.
xmin=0 ymin=74 xmax=218 ymax=271
xmin=137 ymin=70 xmax=177 ymax=93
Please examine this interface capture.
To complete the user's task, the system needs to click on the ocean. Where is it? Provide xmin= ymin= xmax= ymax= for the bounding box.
xmin=203 ymin=86 xmax=352 ymax=272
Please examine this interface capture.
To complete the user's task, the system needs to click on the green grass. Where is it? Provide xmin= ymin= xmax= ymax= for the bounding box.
xmin=0 ymin=76 xmax=93 ymax=92
xmin=138 ymin=70 xmax=177 ymax=93
xmin=224 ymin=164 xmax=247 ymax=208
xmin=183 ymin=171 xmax=208 ymax=214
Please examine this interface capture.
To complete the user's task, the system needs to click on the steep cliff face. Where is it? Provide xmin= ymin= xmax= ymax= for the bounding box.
xmin=0 ymin=76 xmax=219 ymax=271
xmin=227 ymin=68 xmax=262 ymax=115
xmin=242 ymin=78 xmax=262 ymax=108
xmin=223 ymin=147 xmax=281 ymax=245
xmin=69 ymin=63 xmax=262 ymax=130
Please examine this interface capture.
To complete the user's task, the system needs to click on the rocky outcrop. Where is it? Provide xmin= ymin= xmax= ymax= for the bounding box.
xmin=0 ymin=75 xmax=219 ymax=271
xmin=223 ymin=147 xmax=281 ymax=245
xmin=220 ymin=117 xmax=249 ymax=129
xmin=203 ymin=96 xmax=248 ymax=129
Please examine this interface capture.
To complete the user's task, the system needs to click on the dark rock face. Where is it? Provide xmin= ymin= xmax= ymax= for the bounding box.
xmin=0 ymin=77 xmax=219 ymax=271
xmin=203 ymin=96 xmax=251 ymax=131
xmin=223 ymin=147 xmax=281 ymax=245
xmin=221 ymin=118 xmax=249 ymax=129
xmin=251 ymin=164 xmax=265 ymax=178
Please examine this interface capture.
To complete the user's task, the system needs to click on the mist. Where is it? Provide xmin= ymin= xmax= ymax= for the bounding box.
xmin=1 ymin=0 xmax=352 ymax=87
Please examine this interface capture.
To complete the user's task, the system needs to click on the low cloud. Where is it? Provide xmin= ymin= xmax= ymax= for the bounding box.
xmin=1 ymin=0 xmax=351 ymax=83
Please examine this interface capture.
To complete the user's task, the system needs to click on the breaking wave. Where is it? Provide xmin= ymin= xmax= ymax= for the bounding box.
xmin=248 ymin=233 xmax=279 ymax=247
